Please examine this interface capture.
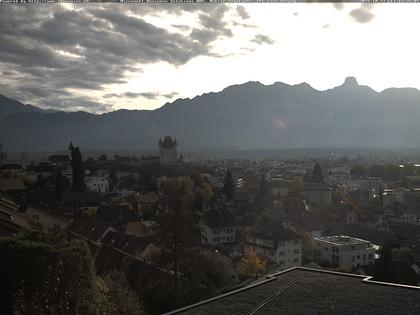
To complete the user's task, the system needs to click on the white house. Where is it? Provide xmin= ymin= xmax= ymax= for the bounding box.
xmin=85 ymin=177 xmax=109 ymax=193
xmin=313 ymin=235 xmax=375 ymax=270
xmin=200 ymin=208 xmax=237 ymax=245
xmin=246 ymin=223 xmax=302 ymax=269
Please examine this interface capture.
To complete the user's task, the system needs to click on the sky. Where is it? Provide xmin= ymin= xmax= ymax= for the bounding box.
xmin=1 ymin=3 xmax=420 ymax=113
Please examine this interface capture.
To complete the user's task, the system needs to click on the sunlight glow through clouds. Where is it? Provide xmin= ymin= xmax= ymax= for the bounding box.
xmin=101 ymin=3 xmax=420 ymax=111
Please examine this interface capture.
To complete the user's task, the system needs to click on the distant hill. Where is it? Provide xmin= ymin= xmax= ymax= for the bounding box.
xmin=1 ymin=77 xmax=420 ymax=151
xmin=0 ymin=95 xmax=44 ymax=121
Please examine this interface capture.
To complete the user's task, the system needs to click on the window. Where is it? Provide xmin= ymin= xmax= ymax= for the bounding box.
xmin=324 ymin=247 xmax=329 ymax=251
xmin=293 ymin=258 xmax=299 ymax=263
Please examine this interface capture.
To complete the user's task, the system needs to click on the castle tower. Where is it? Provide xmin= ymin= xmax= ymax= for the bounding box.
xmin=158 ymin=136 xmax=178 ymax=164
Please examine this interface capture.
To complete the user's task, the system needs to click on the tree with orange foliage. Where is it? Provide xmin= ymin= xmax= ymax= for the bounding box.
xmin=240 ymin=247 xmax=266 ymax=279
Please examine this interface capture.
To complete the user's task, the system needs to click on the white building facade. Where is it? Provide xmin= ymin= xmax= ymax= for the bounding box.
xmin=200 ymin=208 xmax=237 ymax=245
xmin=313 ymin=235 xmax=375 ymax=270
xmin=85 ymin=177 xmax=109 ymax=193
xmin=246 ymin=228 xmax=302 ymax=269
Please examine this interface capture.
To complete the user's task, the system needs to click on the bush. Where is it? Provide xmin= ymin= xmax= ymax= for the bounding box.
xmin=0 ymin=237 xmax=98 ymax=315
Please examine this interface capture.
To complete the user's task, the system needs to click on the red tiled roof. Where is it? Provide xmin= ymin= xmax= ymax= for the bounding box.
xmin=0 ymin=178 xmax=25 ymax=191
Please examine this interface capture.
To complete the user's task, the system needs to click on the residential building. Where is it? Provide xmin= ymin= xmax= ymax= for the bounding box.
xmin=383 ymin=188 xmax=405 ymax=208
xmin=0 ymin=197 xmax=32 ymax=237
xmin=61 ymin=192 xmax=103 ymax=214
xmin=138 ymin=191 xmax=159 ymax=215
xmin=200 ymin=208 xmax=237 ymax=245
xmin=85 ymin=176 xmax=109 ymax=193
xmin=313 ymin=235 xmax=375 ymax=269
xmin=246 ymin=223 xmax=302 ymax=269
xmin=125 ymin=220 xmax=160 ymax=237
xmin=102 ymin=231 xmax=159 ymax=261
xmin=67 ymin=218 xmax=115 ymax=242
xmin=327 ymin=175 xmax=383 ymax=196
xmin=301 ymin=183 xmax=333 ymax=207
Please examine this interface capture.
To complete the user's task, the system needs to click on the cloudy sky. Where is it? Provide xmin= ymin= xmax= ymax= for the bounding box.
xmin=1 ymin=3 xmax=419 ymax=113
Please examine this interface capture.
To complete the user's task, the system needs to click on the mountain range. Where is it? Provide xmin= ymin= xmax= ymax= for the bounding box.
xmin=1 ymin=77 xmax=420 ymax=152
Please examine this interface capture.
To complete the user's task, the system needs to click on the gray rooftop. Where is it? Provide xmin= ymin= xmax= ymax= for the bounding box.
xmin=314 ymin=235 xmax=371 ymax=246
xmin=166 ymin=267 xmax=420 ymax=315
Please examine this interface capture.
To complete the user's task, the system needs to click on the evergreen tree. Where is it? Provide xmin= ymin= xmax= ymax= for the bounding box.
xmin=223 ymin=170 xmax=235 ymax=200
xmin=374 ymin=242 xmax=396 ymax=283
xmin=54 ymin=171 xmax=66 ymax=201
xmin=70 ymin=144 xmax=85 ymax=192
xmin=378 ymin=186 xmax=384 ymax=207
xmin=312 ymin=163 xmax=324 ymax=183
xmin=108 ymin=170 xmax=118 ymax=191
xmin=369 ymin=164 xmax=385 ymax=178
xmin=258 ymin=174 xmax=268 ymax=198
xmin=158 ymin=179 xmax=198 ymax=302
xmin=350 ymin=165 xmax=367 ymax=177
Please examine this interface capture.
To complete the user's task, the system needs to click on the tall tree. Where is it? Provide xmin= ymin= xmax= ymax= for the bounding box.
xmin=350 ymin=165 xmax=367 ymax=177
xmin=259 ymin=174 xmax=268 ymax=197
xmin=223 ymin=170 xmax=235 ymax=200
xmin=70 ymin=144 xmax=85 ymax=192
xmin=288 ymin=177 xmax=303 ymax=193
xmin=312 ymin=163 xmax=324 ymax=183
xmin=108 ymin=170 xmax=118 ymax=191
xmin=374 ymin=242 xmax=396 ymax=283
xmin=54 ymin=171 xmax=67 ymax=201
xmin=158 ymin=178 xmax=198 ymax=302
xmin=384 ymin=164 xmax=401 ymax=181
xmin=240 ymin=247 xmax=266 ymax=279
xmin=368 ymin=164 xmax=385 ymax=178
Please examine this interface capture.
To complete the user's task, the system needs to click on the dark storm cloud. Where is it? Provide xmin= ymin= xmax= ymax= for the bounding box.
xmin=236 ymin=6 xmax=250 ymax=19
xmin=104 ymin=91 xmax=179 ymax=100
xmin=190 ymin=5 xmax=233 ymax=45
xmin=251 ymin=34 xmax=276 ymax=45
xmin=0 ymin=4 xmax=236 ymax=112
xmin=41 ymin=96 xmax=112 ymax=113
xmin=349 ymin=5 xmax=375 ymax=23
xmin=163 ymin=92 xmax=179 ymax=99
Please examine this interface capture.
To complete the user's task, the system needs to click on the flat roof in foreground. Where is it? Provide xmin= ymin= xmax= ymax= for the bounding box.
xmin=165 ymin=267 xmax=420 ymax=315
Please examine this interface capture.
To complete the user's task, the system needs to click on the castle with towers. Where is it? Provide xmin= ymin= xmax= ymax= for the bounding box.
xmin=158 ymin=136 xmax=179 ymax=164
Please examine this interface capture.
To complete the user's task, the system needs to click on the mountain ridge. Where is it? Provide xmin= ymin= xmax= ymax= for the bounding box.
xmin=1 ymin=77 xmax=420 ymax=151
